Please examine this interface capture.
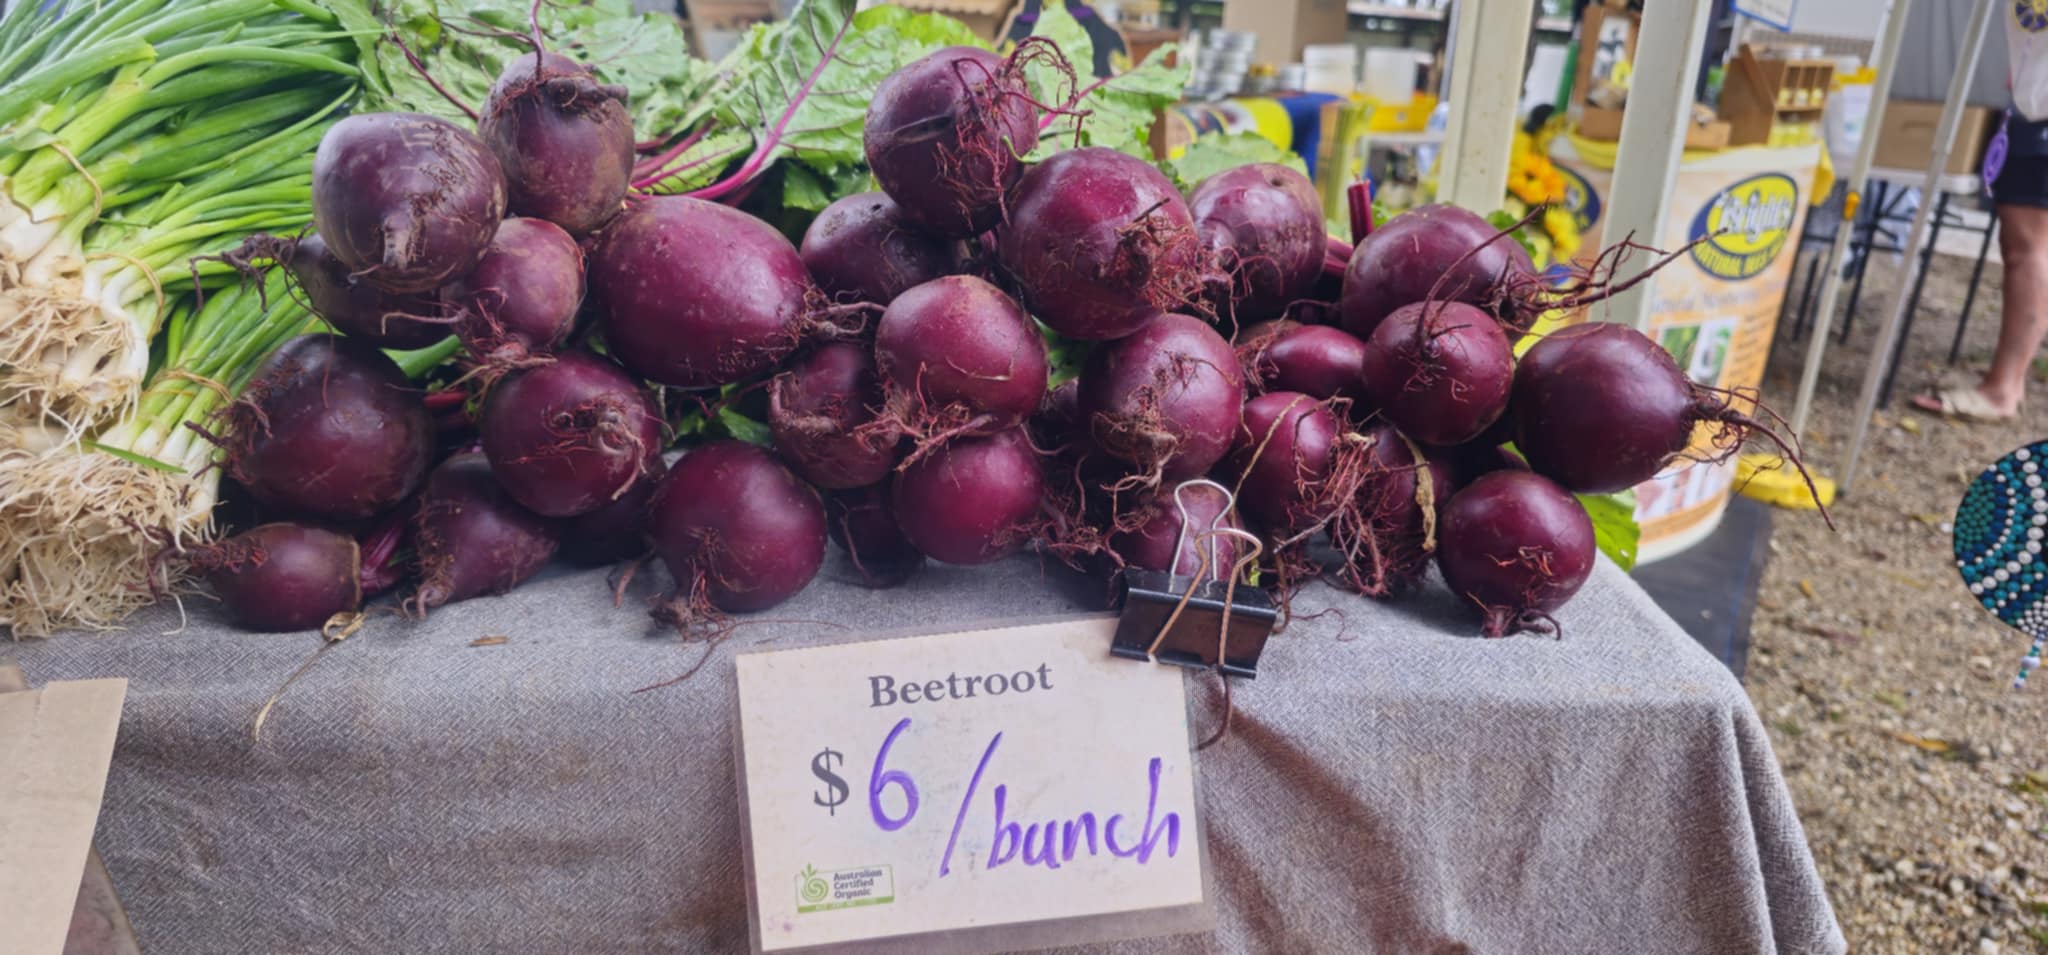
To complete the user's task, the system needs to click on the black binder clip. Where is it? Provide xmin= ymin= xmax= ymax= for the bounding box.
xmin=1111 ymin=480 xmax=1278 ymax=679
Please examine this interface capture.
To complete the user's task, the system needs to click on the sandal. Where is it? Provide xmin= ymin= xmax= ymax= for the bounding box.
xmin=1910 ymin=385 xmax=2019 ymax=422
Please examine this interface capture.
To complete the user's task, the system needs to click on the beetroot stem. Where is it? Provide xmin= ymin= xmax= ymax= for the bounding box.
xmin=684 ymin=15 xmax=857 ymax=204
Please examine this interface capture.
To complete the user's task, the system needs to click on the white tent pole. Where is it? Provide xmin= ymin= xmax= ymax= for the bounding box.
xmin=1438 ymin=0 xmax=1535 ymax=210
xmin=1788 ymin=0 xmax=1914 ymax=439
xmin=1840 ymin=0 xmax=1998 ymax=491
xmin=1599 ymin=0 xmax=1715 ymax=329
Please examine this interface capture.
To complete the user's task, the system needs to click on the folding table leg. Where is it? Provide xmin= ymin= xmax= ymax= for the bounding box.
xmin=1949 ymin=213 xmax=1998 ymax=365
xmin=1843 ymin=180 xmax=1888 ymax=344
xmin=1883 ymin=191 xmax=1951 ymax=405
xmin=1795 ymin=250 xmax=1823 ymax=339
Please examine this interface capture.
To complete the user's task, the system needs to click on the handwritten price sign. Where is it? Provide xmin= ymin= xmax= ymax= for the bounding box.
xmin=733 ymin=618 xmax=1212 ymax=953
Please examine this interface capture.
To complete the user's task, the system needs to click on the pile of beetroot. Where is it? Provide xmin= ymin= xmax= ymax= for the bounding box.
xmin=181 ymin=43 xmax=1806 ymax=642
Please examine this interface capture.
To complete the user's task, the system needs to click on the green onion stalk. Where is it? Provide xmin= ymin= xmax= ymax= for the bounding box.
xmin=0 ymin=272 xmax=314 ymax=634
xmin=0 ymin=0 xmax=365 ymax=441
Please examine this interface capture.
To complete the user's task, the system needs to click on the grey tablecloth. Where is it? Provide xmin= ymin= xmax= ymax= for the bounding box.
xmin=6 ymin=556 xmax=1845 ymax=955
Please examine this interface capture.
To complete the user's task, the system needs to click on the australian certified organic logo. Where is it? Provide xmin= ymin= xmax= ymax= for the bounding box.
xmin=1689 ymin=173 xmax=1798 ymax=280
xmin=1559 ymin=165 xmax=1601 ymax=232
xmin=795 ymin=863 xmax=895 ymax=914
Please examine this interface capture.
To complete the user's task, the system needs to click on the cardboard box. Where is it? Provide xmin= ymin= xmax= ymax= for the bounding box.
xmin=1223 ymin=0 xmax=1349 ymax=69
xmin=1873 ymin=100 xmax=1997 ymax=176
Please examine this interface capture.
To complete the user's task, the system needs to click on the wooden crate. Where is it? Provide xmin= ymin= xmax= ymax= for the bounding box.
xmin=1718 ymin=44 xmax=1833 ymax=147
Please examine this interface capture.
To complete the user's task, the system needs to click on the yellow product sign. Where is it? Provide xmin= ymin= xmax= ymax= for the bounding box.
xmin=1558 ymin=164 xmax=1601 ymax=232
xmin=1687 ymin=173 xmax=1799 ymax=280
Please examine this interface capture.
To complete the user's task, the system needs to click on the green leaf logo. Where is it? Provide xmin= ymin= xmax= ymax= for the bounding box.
xmin=799 ymin=865 xmax=829 ymax=904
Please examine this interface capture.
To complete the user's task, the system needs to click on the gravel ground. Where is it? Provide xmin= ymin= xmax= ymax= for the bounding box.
xmin=1753 ymin=246 xmax=2048 ymax=953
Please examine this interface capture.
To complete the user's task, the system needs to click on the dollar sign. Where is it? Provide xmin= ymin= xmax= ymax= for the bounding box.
xmin=812 ymin=747 xmax=848 ymax=816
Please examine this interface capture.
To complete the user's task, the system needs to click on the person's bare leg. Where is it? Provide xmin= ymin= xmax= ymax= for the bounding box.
xmin=1977 ymin=203 xmax=2048 ymax=413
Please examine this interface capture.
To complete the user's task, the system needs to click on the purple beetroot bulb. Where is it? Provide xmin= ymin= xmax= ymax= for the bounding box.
xmin=478 ymin=51 xmax=635 ymax=236
xmin=1109 ymin=482 xmax=1243 ymax=581
xmin=479 ymin=350 xmax=664 ymax=518
xmin=874 ymin=275 xmax=1047 ymax=434
xmin=1357 ymin=301 xmax=1514 ymax=447
xmin=890 ymin=428 xmax=1043 ymax=565
xmin=224 ymin=334 xmax=434 ymax=522
xmin=558 ymin=459 xmax=666 ymax=567
xmin=1077 ymin=313 xmax=1245 ymax=482
xmin=998 ymin=147 xmax=1204 ymax=341
xmin=311 ymin=112 xmax=507 ymax=294
xmin=800 ymin=191 xmax=961 ymax=305
xmin=826 ymin=484 xmax=926 ymax=588
xmin=1189 ymin=162 xmax=1326 ymax=324
xmin=864 ymin=46 xmax=1038 ymax=238
xmin=189 ymin=523 xmax=362 ymax=632
xmin=1229 ymin=390 xmax=1342 ymax=533
xmin=445 ymin=217 xmax=585 ymax=360
xmin=648 ymin=441 xmax=828 ymax=614
xmin=286 ymin=233 xmax=450 ymax=350
xmin=405 ymin=452 xmax=561 ymax=616
xmin=1338 ymin=203 xmax=1536 ymax=341
xmin=589 ymin=195 xmax=813 ymax=389
xmin=769 ymin=342 xmax=901 ymax=489
xmin=1435 ymin=469 xmax=1596 ymax=637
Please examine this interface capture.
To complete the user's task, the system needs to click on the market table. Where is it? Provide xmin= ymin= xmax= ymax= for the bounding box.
xmin=5 ymin=555 xmax=1846 ymax=954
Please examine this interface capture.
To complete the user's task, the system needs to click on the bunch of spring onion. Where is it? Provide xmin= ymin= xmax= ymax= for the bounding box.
xmin=0 ymin=0 xmax=383 ymax=634
xmin=0 ymin=0 xmax=366 ymax=440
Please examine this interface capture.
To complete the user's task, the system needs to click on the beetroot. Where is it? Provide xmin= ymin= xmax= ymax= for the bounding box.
xmin=1238 ymin=320 xmax=1367 ymax=402
xmin=826 ymin=484 xmax=925 ymax=588
xmin=1329 ymin=423 xmax=1452 ymax=597
xmin=186 ymin=523 xmax=361 ymax=632
xmin=1077 ymin=313 xmax=1244 ymax=483
xmin=873 ymin=275 xmax=1047 ymax=443
xmin=478 ymin=51 xmax=634 ymax=236
xmin=647 ymin=441 xmax=827 ymax=614
xmin=286 ymin=234 xmax=450 ymax=349
xmin=223 ymin=334 xmax=434 ymax=522
xmin=589 ymin=195 xmax=812 ymax=388
xmin=864 ymin=46 xmax=1039 ymax=238
xmin=891 ymin=429 xmax=1043 ymax=565
xmin=1435 ymin=470 xmax=1595 ymax=637
xmin=800 ymin=192 xmax=961 ymax=304
xmin=998 ymin=147 xmax=1203 ymax=341
xmin=1512 ymin=322 xmax=1806 ymax=496
xmin=1109 ymin=481 xmax=1243 ymax=580
xmin=1338 ymin=204 xmax=1535 ymax=341
xmin=559 ymin=461 xmax=665 ymax=567
xmin=479 ymin=351 xmax=664 ymax=518
xmin=1229 ymin=391 xmax=1341 ymax=533
xmin=311 ymin=112 xmax=507 ymax=294
xmin=1358 ymin=301 xmax=1514 ymax=447
xmin=445 ymin=217 xmax=584 ymax=361
xmin=770 ymin=343 xmax=900 ymax=489
xmin=1189 ymin=163 xmax=1326 ymax=324
xmin=406 ymin=453 xmax=561 ymax=615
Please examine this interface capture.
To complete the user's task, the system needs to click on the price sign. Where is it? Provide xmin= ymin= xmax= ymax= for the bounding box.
xmin=732 ymin=617 xmax=1212 ymax=953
